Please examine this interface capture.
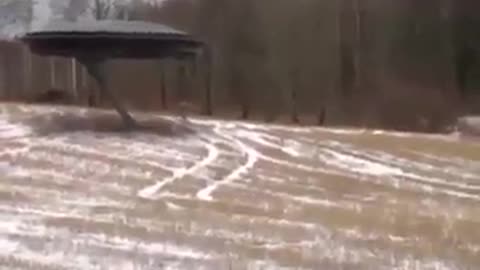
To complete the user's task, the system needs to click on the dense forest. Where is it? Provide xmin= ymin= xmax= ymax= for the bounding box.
xmin=0 ymin=0 xmax=479 ymax=132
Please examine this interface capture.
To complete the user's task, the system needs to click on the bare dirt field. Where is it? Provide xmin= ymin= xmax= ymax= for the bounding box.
xmin=0 ymin=102 xmax=479 ymax=270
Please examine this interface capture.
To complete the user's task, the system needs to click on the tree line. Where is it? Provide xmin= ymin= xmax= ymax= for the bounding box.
xmin=0 ymin=0 xmax=479 ymax=132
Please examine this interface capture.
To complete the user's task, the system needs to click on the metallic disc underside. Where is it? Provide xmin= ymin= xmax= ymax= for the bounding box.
xmin=19 ymin=19 xmax=204 ymax=60
xmin=21 ymin=35 xmax=201 ymax=60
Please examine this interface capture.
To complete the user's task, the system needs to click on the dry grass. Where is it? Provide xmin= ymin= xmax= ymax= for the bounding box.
xmin=0 ymin=102 xmax=479 ymax=269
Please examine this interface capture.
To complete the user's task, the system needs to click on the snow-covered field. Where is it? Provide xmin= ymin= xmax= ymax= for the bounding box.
xmin=0 ymin=102 xmax=479 ymax=270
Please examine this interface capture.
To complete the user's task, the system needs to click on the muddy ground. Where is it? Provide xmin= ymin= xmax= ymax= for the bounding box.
xmin=0 ymin=103 xmax=479 ymax=270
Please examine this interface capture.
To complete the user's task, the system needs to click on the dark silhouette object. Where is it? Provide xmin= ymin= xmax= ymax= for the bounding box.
xmin=454 ymin=45 xmax=476 ymax=98
xmin=31 ymin=88 xmax=73 ymax=105
xmin=18 ymin=19 xmax=204 ymax=129
xmin=317 ymin=107 xmax=326 ymax=126
xmin=290 ymin=88 xmax=299 ymax=124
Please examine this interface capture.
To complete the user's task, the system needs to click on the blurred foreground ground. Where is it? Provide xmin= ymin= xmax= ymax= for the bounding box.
xmin=0 ymin=102 xmax=479 ymax=270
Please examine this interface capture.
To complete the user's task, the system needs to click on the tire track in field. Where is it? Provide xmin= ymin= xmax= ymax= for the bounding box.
xmin=137 ymin=136 xmax=220 ymax=200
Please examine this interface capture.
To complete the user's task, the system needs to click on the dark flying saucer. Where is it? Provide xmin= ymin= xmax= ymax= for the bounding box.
xmin=18 ymin=19 xmax=204 ymax=60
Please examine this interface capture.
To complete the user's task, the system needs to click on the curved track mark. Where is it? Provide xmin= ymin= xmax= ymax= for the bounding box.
xmin=197 ymin=128 xmax=258 ymax=201
xmin=235 ymin=129 xmax=343 ymax=176
xmin=138 ymin=138 xmax=219 ymax=200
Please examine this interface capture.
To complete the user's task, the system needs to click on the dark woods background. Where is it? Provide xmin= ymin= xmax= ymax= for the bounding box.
xmin=0 ymin=0 xmax=479 ymax=132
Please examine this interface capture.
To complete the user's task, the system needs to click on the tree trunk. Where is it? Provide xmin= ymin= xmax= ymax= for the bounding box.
xmin=338 ymin=0 xmax=357 ymax=97
xmin=22 ymin=46 xmax=32 ymax=98
xmin=317 ymin=106 xmax=326 ymax=126
xmin=0 ymin=52 xmax=8 ymax=99
xmin=49 ymin=58 xmax=57 ymax=89
xmin=353 ymin=0 xmax=363 ymax=93
xmin=160 ymin=64 xmax=167 ymax=109
xmin=440 ymin=0 xmax=458 ymax=99
xmin=240 ymin=99 xmax=249 ymax=120
xmin=451 ymin=1 xmax=477 ymax=101
xmin=71 ymin=58 xmax=78 ymax=101
xmin=290 ymin=68 xmax=300 ymax=123
xmin=81 ymin=65 xmax=88 ymax=89
xmin=177 ymin=63 xmax=187 ymax=103
xmin=204 ymin=48 xmax=213 ymax=115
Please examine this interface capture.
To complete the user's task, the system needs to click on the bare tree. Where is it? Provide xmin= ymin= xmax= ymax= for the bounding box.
xmin=49 ymin=0 xmax=90 ymax=101
xmin=0 ymin=0 xmax=34 ymax=97
xmin=85 ymin=0 xmax=130 ymax=20
xmin=49 ymin=0 xmax=132 ymax=106
xmin=21 ymin=0 xmax=470 ymax=131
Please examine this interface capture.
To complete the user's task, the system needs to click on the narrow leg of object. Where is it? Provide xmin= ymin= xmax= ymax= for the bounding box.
xmin=97 ymin=85 xmax=138 ymax=129
xmin=82 ymin=59 xmax=138 ymax=129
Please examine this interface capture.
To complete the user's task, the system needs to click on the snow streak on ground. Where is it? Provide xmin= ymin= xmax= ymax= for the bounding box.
xmin=0 ymin=103 xmax=479 ymax=270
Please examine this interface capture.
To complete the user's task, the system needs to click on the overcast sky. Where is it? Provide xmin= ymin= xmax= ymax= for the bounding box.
xmin=0 ymin=0 xmax=165 ymax=39
xmin=33 ymin=0 xmax=52 ymax=27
